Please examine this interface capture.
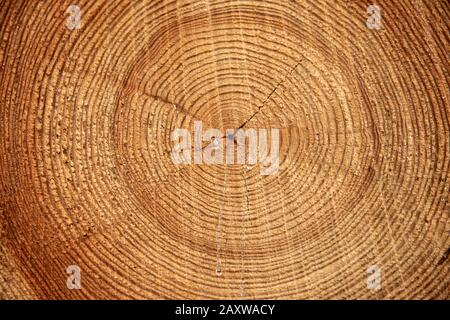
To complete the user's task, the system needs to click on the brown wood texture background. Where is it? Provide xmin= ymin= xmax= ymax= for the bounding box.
xmin=0 ymin=0 xmax=449 ymax=299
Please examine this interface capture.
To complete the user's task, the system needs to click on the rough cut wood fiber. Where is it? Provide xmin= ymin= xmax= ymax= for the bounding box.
xmin=0 ymin=0 xmax=449 ymax=299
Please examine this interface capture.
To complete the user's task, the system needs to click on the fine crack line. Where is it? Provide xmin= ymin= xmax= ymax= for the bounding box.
xmin=240 ymin=169 xmax=250 ymax=297
xmin=141 ymin=91 xmax=205 ymax=123
xmin=237 ymin=60 xmax=302 ymax=130
xmin=437 ymin=246 xmax=450 ymax=265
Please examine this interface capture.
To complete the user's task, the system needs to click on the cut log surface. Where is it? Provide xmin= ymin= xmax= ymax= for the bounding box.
xmin=0 ymin=0 xmax=449 ymax=299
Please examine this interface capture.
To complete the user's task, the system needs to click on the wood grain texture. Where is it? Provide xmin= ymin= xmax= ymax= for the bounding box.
xmin=0 ymin=0 xmax=449 ymax=299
